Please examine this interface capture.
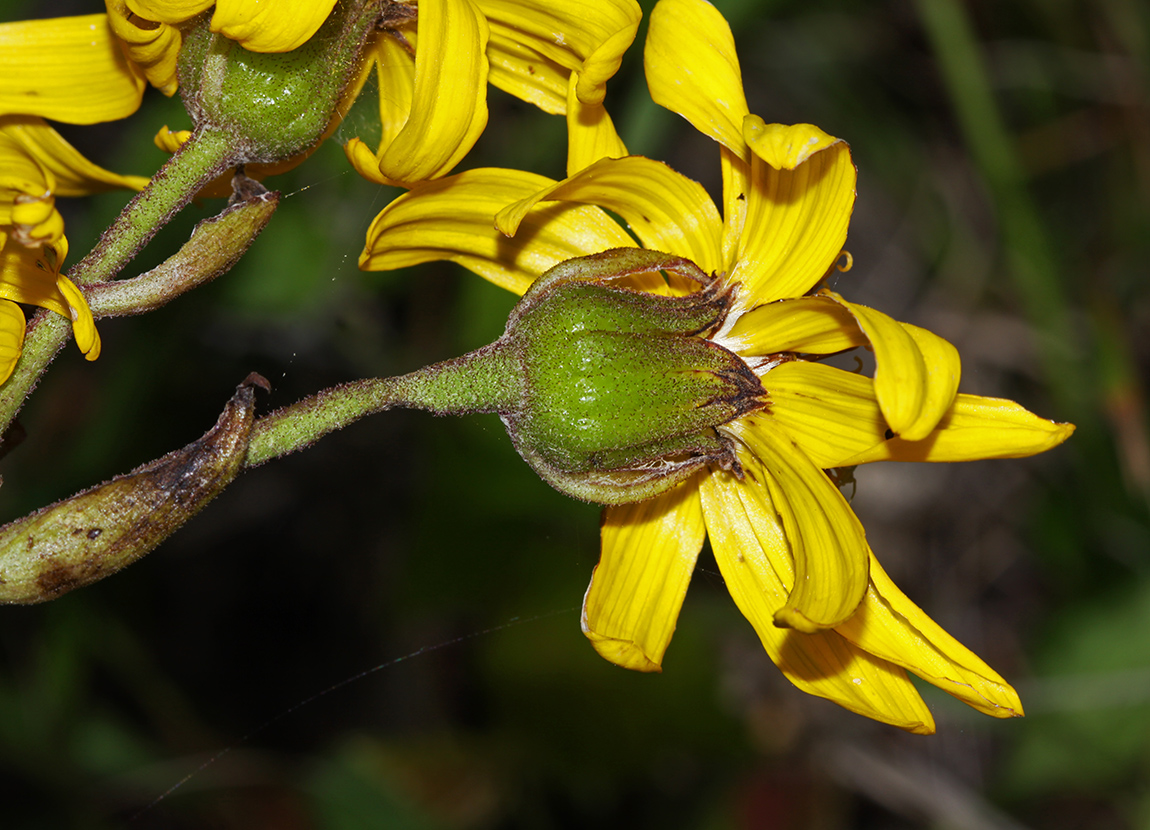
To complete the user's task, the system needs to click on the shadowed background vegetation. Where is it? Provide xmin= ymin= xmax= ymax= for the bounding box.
xmin=1 ymin=0 xmax=1148 ymax=826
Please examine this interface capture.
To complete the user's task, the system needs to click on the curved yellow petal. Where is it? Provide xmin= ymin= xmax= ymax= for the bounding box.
xmin=576 ymin=20 xmax=638 ymax=103
xmin=0 ymin=14 xmax=145 ymax=123
xmin=153 ymin=124 xmax=189 ymax=153
xmin=719 ymin=145 xmax=749 ymax=274
xmin=761 ymin=362 xmax=886 ymax=470
xmin=0 ymin=128 xmax=59 ymax=246
xmin=732 ymin=416 xmax=870 ymax=633
xmin=841 ymin=393 xmax=1076 ymax=465
xmin=1 ymin=116 xmax=149 ymax=196
xmin=375 ymin=0 xmax=489 ymax=184
xmin=837 ymin=552 xmax=1023 ymax=718
xmin=360 ymin=168 xmax=635 ymax=295
xmin=486 ymin=35 xmax=568 ymax=115
xmin=106 ymin=0 xmax=181 ymax=95
xmin=644 ymin=0 xmax=750 ymax=160
xmin=0 ymin=300 xmax=26 ymax=385
xmin=565 ymin=71 xmax=627 ymax=176
xmin=495 ymin=156 xmax=724 ymax=274
xmin=728 ymin=142 xmax=856 ymax=305
xmin=9 ymin=194 xmax=64 ymax=249
xmin=366 ymin=31 xmax=417 ymax=162
xmin=582 ymin=481 xmax=706 ymax=672
xmin=126 ymin=0 xmax=213 ymax=24
xmin=55 ymin=275 xmax=101 ymax=360
xmin=699 ymin=463 xmax=934 ymax=733
xmin=477 ymin=0 xmax=640 ymax=104
xmin=743 ymin=118 xmax=842 ymax=171
xmin=210 ymin=0 xmax=337 ymax=52
xmin=824 ymin=292 xmax=961 ymax=442
xmin=724 ymin=295 xmax=866 ymax=357
xmin=0 ymin=241 xmax=70 ymax=319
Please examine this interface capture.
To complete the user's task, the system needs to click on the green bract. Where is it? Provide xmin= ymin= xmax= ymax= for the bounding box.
xmin=177 ymin=1 xmax=382 ymax=163
xmin=499 ymin=249 xmax=765 ymax=505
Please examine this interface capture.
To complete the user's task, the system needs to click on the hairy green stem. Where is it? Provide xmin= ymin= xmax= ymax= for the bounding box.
xmin=0 ymin=129 xmax=240 ymax=435
xmin=68 ymin=129 xmax=236 ymax=287
xmin=243 ymin=343 xmax=523 ymax=468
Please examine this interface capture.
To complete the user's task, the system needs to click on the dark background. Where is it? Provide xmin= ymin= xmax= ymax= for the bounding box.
xmin=1 ymin=0 xmax=1148 ymax=827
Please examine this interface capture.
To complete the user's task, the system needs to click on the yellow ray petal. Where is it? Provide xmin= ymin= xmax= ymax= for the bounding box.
xmin=486 ymin=33 xmax=568 ymax=115
xmin=582 ymin=482 xmax=706 ymax=672
xmin=2 ymin=116 xmax=149 ymax=195
xmin=55 ymin=276 xmax=101 ymax=360
xmin=366 ymin=32 xmax=417 ymax=159
xmin=0 ymin=132 xmax=59 ymax=247
xmin=8 ymin=193 xmax=64 ymax=249
xmin=0 ymin=300 xmax=26 ymax=385
xmin=126 ymin=0 xmax=213 ymax=23
xmin=360 ymin=168 xmax=635 ymax=295
xmin=837 ymin=552 xmax=1023 ymax=718
xmin=495 ymin=156 xmax=724 ymax=274
xmin=210 ymin=0 xmax=337 ymax=52
xmin=577 ymin=21 xmax=638 ymax=103
xmin=153 ymin=124 xmax=188 ymax=153
xmin=477 ymin=0 xmax=640 ymax=104
xmin=724 ymin=295 xmax=866 ymax=357
xmin=644 ymin=0 xmax=750 ymax=160
xmin=732 ymin=416 xmax=870 ymax=633
xmin=720 ymin=145 xmax=749 ymax=275
xmin=728 ymin=143 xmax=856 ymax=305
xmin=106 ymin=0 xmax=181 ymax=95
xmin=0 ymin=14 xmax=145 ymax=124
xmin=841 ymin=393 xmax=1076 ymax=465
xmin=760 ymin=362 xmax=886 ymax=470
xmin=375 ymin=0 xmax=489 ymax=184
xmin=743 ymin=118 xmax=843 ymax=171
xmin=824 ymin=292 xmax=960 ymax=441
xmin=699 ymin=465 xmax=934 ymax=733
xmin=0 ymin=241 xmax=70 ymax=319
xmin=565 ymin=71 xmax=627 ymax=176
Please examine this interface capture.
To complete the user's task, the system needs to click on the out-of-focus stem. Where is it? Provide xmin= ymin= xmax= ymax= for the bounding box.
xmin=914 ymin=0 xmax=1087 ymax=422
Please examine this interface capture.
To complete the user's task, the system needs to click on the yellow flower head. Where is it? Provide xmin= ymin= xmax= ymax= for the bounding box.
xmin=0 ymin=0 xmax=340 ymax=124
xmin=0 ymin=117 xmax=147 ymax=382
xmin=358 ymin=0 xmax=1074 ymax=731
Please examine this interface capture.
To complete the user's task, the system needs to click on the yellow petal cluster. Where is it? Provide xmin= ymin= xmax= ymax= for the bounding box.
xmin=2 ymin=0 xmax=341 ymax=124
xmin=0 ymin=118 xmax=146 ymax=382
xmin=346 ymin=0 xmax=639 ymax=186
xmin=359 ymin=0 xmax=1074 ymax=731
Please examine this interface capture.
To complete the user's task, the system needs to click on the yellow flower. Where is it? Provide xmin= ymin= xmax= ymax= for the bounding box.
xmin=1 ymin=0 xmax=341 ymax=117
xmin=2 ymin=0 xmax=637 ymax=187
xmin=0 ymin=117 xmax=147 ymax=382
xmin=0 ymin=0 xmax=336 ymax=123
xmin=358 ymin=0 xmax=1074 ymax=731
xmin=344 ymin=0 xmax=639 ymax=185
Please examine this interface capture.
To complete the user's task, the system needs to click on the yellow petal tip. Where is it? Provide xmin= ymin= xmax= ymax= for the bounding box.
xmin=743 ymin=116 xmax=842 ymax=170
xmin=772 ymin=606 xmax=827 ymax=634
xmin=585 ymin=633 xmax=664 ymax=673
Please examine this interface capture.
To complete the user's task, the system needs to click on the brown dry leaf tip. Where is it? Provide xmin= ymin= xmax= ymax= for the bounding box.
xmin=0 ymin=376 xmax=263 ymax=603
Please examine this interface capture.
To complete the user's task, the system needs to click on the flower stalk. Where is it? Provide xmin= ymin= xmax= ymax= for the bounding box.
xmin=245 ymin=343 xmax=523 ymax=468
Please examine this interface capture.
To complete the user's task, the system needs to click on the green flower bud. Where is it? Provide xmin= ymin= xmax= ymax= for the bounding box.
xmin=177 ymin=1 xmax=383 ymax=163
xmin=499 ymin=249 xmax=765 ymax=505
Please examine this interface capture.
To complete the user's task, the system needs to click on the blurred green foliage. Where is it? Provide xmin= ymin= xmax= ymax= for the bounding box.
xmin=1 ymin=0 xmax=1148 ymax=827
